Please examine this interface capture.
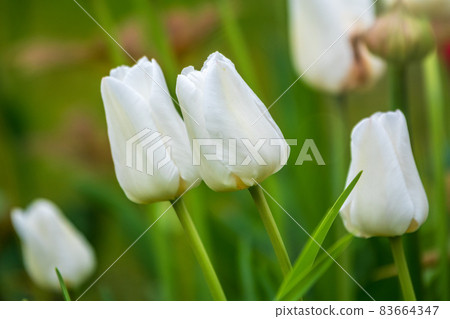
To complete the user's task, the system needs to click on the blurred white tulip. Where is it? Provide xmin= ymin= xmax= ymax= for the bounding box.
xmin=176 ymin=52 xmax=290 ymax=191
xmin=101 ymin=57 xmax=200 ymax=204
xmin=288 ymin=0 xmax=385 ymax=93
xmin=11 ymin=199 xmax=96 ymax=290
xmin=340 ymin=111 xmax=428 ymax=238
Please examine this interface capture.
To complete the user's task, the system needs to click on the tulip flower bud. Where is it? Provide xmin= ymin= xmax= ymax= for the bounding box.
xmin=101 ymin=57 xmax=200 ymax=204
xmin=176 ymin=52 xmax=290 ymax=192
xmin=340 ymin=111 xmax=428 ymax=238
xmin=384 ymin=0 xmax=450 ymax=20
xmin=365 ymin=4 xmax=435 ymax=63
xmin=11 ymin=199 xmax=96 ymax=290
xmin=288 ymin=0 xmax=385 ymax=93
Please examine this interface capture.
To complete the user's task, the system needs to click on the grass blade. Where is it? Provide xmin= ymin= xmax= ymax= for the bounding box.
xmin=276 ymin=171 xmax=362 ymax=299
xmin=55 ymin=268 xmax=71 ymax=301
xmin=277 ymin=234 xmax=353 ymax=300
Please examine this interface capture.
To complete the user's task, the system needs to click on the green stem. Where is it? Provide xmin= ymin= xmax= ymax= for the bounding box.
xmin=133 ymin=0 xmax=178 ymax=89
xmin=148 ymin=203 xmax=174 ymax=300
xmin=389 ymin=64 xmax=409 ymax=116
xmin=171 ymin=198 xmax=226 ymax=301
xmin=331 ymin=94 xmax=352 ymax=300
xmin=389 ymin=62 xmax=424 ymax=299
xmin=330 ymin=94 xmax=349 ymax=197
xmin=93 ymin=0 xmax=126 ymax=66
xmin=55 ymin=268 xmax=71 ymax=301
xmin=389 ymin=236 xmax=416 ymax=301
xmin=248 ymin=185 xmax=292 ymax=276
xmin=424 ymin=52 xmax=448 ymax=300
xmin=238 ymin=240 xmax=257 ymax=300
xmin=218 ymin=0 xmax=259 ymax=91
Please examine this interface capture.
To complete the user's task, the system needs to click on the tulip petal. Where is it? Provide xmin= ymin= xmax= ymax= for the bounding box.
xmin=101 ymin=77 xmax=181 ymax=203
xmin=148 ymin=61 xmax=199 ymax=187
xmin=11 ymin=199 xmax=96 ymax=290
xmin=101 ymin=58 xmax=200 ymax=203
xmin=376 ymin=111 xmax=429 ymax=227
xmin=341 ymin=111 xmax=428 ymax=237
xmin=177 ymin=52 xmax=289 ymax=191
xmin=288 ymin=0 xmax=355 ymax=92
xmin=288 ymin=0 xmax=385 ymax=92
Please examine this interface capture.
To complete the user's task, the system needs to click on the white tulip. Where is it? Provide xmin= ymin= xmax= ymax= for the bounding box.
xmin=176 ymin=52 xmax=290 ymax=192
xmin=340 ymin=111 xmax=428 ymax=238
xmin=11 ymin=199 xmax=96 ymax=290
xmin=288 ymin=0 xmax=385 ymax=93
xmin=101 ymin=57 xmax=200 ymax=204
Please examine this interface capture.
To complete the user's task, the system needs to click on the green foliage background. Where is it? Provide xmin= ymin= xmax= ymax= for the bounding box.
xmin=0 ymin=0 xmax=449 ymax=301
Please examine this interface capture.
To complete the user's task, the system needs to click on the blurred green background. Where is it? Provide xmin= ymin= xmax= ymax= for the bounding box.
xmin=0 ymin=0 xmax=449 ymax=301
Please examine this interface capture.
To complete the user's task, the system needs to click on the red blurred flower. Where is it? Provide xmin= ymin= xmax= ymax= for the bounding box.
xmin=443 ymin=43 xmax=450 ymax=68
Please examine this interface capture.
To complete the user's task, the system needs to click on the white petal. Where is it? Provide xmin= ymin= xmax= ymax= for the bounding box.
xmin=288 ymin=0 xmax=383 ymax=92
xmin=176 ymin=52 xmax=289 ymax=191
xmin=376 ymin=111 xmax=429 ymax=228
xmin=288 ymin=0 xmax=355 ymax=92
xmin=11 ymin=199 xmax=96 ymax=290
xmin=337 ymin=0 xmax=376 ymax=29
xmin=148 ymin=61 xmax=200 ymax=190
xmin=101 ymin=77 xmax=181 ymax=203
xmin=177 ymin=66 xmax=237 ymax=191
xmin=341 ymin=111 xmax=428 ymax=237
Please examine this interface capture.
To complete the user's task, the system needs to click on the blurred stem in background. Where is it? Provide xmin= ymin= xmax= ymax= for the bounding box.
xmin=238 ymin=240 xmax=257 ymax=300
xmin=249 ymin=185 xmax=292 ymax=277
xmin=389 ymin=62 xmax=424 ymax=300
xmin=146 ymin=203 xmax=174 ymax=300
xmin=93 ymin=0 xmax=127 ymax=66
xmin=389 ymin=64 xmax=409 ymax=117
xmin=217 ymin=0 xmax=258 ymax=90
xmin=423 ymin=52 xmax=449 ymax=300
xmin=389 ymin=236 xmax=416 ymax=301
xmin=133 ymin=0 xmax=178 ymax=90
xmin=171 ymin=198 xmax=226 ymax=301
xmin=185 ymin=191 xmax=216 ymax=300
xmin=77 ymin=180 xmax=158 ymax=297
xmin=217 ymin=0 xmax=289 ymax=273
xmin=330 ymin=94 xmax=352 ymax=300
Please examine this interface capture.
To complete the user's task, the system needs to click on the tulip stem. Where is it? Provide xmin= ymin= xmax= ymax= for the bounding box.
xmin=171 ymin=198 xmax=227 ymax=301
xmin=423 ymin=52 xmax=448 ymax=300
xmin=249 ymin=185 xmax=292 ymax=276
xmin=389 ymin=236 xmax=416 ymax=301
xmin=331 ymin=94 xmax=352 ymax=300
xmin=389 ymin=64 xmax=409 ymax=117
xmin=93 ymin=0 xmax=126 ymax=66
xmin=389 ymin=62 xmax=424 ymax=298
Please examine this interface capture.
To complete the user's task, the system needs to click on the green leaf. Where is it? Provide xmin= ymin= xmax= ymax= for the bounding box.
xmin=276 ymin=171 xmax=362 ymax=299
xmin=277 ymin=234 xmax=353 ymax=300
xmin=55 ymin=268 xmax=71 ymax=301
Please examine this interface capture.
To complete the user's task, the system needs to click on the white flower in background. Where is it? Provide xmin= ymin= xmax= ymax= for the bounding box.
xmin=11 ymin=199 xmax=96 ymax=290
xmin=340 ymin=111 xmax=428 ymax=238
xmin=288 ymin=0 xmax=385 ymax=93
xmin=101 ymin=57 xmax=200 ymax=204
xmin=176 ymin=52 xmax=290 ymax=192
